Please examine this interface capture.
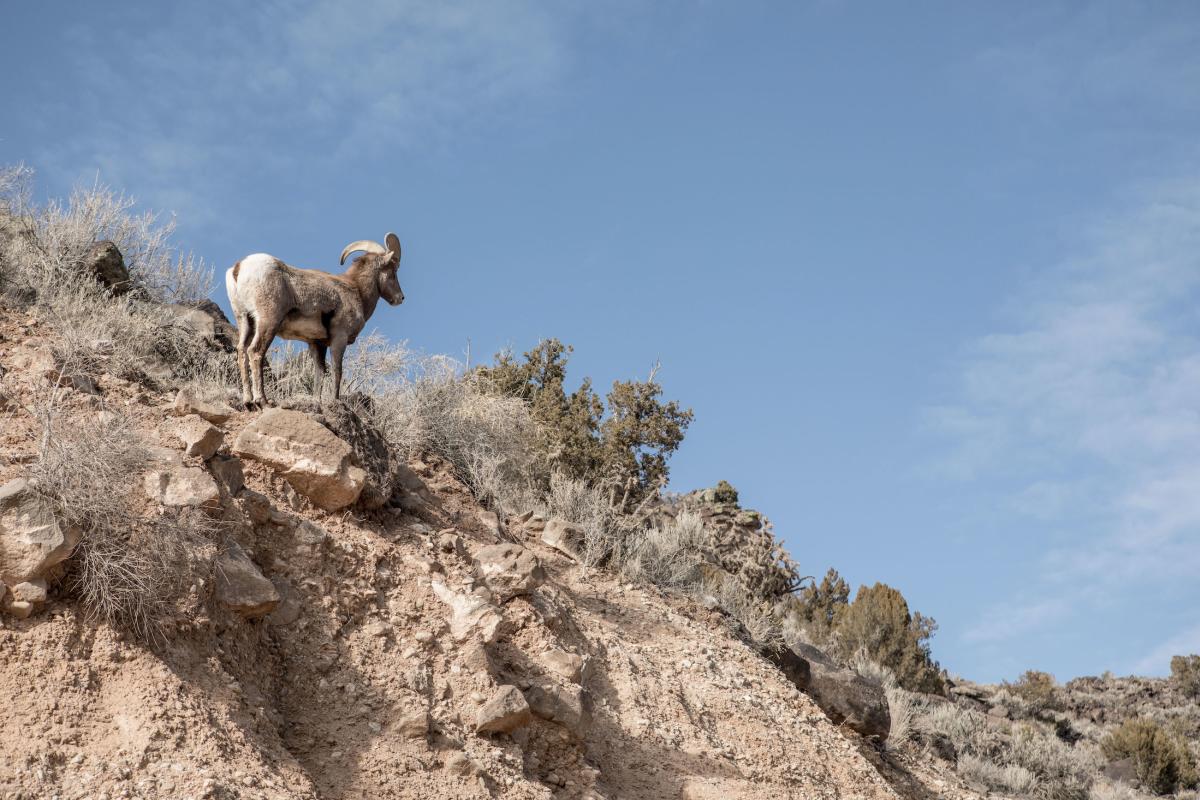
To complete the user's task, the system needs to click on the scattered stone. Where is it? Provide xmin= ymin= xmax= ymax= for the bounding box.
xmin=172 ymin=388 xmax=234 ymax=425
xmin=0 ymin=478 xmax=80 ymax=589
xmin=237 ymin=489 xmax=272 ymax=525
xmin=232 ymin=409 xmax=366 ymax=511
xmin=431 ymin=581 xmax=505 ymax=644
xmin=266 ymin=577 xmax=302 ymax=627
xmin=0 ymin=479 xmax=79 ymax=597
xmin=443 ymin=751 xmax=478 ymax=777
xmin=160 ymin=415 xmax=223 ymax=459
xmin=84 ymin=240 xmax=131 ymax=294
xmin=541 ymin=519 xmax=584 ymax=560
xmin=7 ymin=579 xmax=48 ymax=617
xmin=526 ymin=683 xmax=588 ymax=737
xmin=542 ymin=648 xmax=586 ymax=684
xmin=209 ymin=455 xmax=245 ymax=496
xmin=436 ymin=530 xmax=464 ymax=557
xmin=215 ymin=541 xmax=280 ymax=619
xmin=143 ymin=449 xmax=221 ymax=512
xmin=472 ymin=543 xmax=545 ymax=602
xmin=523 ymin=514 xmax=547 ymax=533
xmin=396 ymin=710 xmax=429 ymax=739
xmin=403 ymin=554 xmax=443 ymax=575
xmin=475 ymin=686 xmax=532 ymax=735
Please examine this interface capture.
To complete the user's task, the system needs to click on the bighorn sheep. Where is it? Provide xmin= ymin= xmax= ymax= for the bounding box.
xmin=225 ymin=233 xmax=403 ymax=408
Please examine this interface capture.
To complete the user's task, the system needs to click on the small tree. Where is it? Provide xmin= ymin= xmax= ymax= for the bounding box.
xmin=833 ymin=582 xmax=945 ymax=694
xmin=1006 ymin=670 xmax=1060 ymax=713
xmin=1102 ymin=718 xmax=1198 ymax=795
xmin=478 ymin=340 xmax=692 ymax=505
xmin=795 ymin=568 xmax=850 ymax=643
xmin=1170 ymin=654 xmax=1200 ymax=699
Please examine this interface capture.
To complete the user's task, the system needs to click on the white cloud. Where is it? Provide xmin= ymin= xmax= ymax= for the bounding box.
xmin=1133 ymin=623 xmax=1200 ymax=676
xmin=34 ymin=0 xmax=572 ymax=225
xmin=931 ymin=176 xmax=1200 ymax=673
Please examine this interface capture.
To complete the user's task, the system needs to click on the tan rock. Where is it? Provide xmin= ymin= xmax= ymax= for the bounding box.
xmin=209 ymin=455 xmax=245 ymax=496
xmin=172 ymin=388 xmax=234 ymax=425
xmin=542 ymin=648 xmax=586 ymax=684
xmin=526 ymin=683 xmax=588 ymax=737
xmin=431 ymin=580 xmax=505 ymax=644
xmin=396 ymin=709 xmax=430 ymax=739
xmin=232 ymin=409 xmax=366 ymax=511
xmin=0 ymin=478 xmax=79 ymax=587
xmin=215 ymin=541 xmax=280 ymax=619
xmin=475 ymin=685 xmax=531 ymax=735
xmin=473 ymin=543 xmax=544 ymax=602
xmin=160 ymin=414 xmax=223 ymax=459
xmin=541 ymin=518 xmax=584 ymax=560
xmin=143 ymin=449 xmax=221 ymax=512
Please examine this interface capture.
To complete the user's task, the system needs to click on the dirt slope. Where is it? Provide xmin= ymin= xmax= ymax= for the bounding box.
xmin=0 ymin=311 xmax=915 ymax=800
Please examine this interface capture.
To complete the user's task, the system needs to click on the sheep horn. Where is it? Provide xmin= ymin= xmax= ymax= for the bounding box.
xmin=340 ymin=239 xmax=386 ymax=266
xmin=384 ymin=232 xmax=402 ymax=264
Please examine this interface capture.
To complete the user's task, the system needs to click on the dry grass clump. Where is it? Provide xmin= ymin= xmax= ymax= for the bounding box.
xmin=28 ymin=401 xmax=206 ymax=642
xmin=910 ymin=698 xmax=1099 ymax=799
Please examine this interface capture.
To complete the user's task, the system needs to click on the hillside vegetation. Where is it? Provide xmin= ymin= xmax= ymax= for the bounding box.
xmin=1 ymin=166 xmax=1197 ymax=800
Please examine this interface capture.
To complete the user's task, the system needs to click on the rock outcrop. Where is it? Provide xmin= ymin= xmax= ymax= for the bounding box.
xmin=475 ymin=685 xmax=532 ymax=735
xmin=214 ymin=541 xmax=280 ymax=619
xmin=83 ymin=240 xmax=131 ymax=295
xmin=0 ymin=478 xmax=79 ymax=615
xmin=472 ymin=542 xmax=544 ymax=602
xmin=788 ymin=640 xmax=891 ymax=739
xmin=232 ymin=408 xmax=366 ymax=511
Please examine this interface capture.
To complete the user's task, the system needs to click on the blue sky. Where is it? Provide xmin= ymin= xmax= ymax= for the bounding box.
xmin=4 ymin=1 xmax=1200 ymax=683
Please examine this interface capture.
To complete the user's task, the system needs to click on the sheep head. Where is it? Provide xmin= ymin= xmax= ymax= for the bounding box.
xmin=340 ymin=232 xmax=404 ymax=306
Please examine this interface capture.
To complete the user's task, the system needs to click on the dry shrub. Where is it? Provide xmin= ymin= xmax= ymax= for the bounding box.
xmin=28 ymin=402 xmax=204 ymax=641
xmin=1171 ymin=654 xmax=1200 ymax=700
xmin=958 ymin=754 xmax=1040 ymax=796
xmin=1102 ymin=718 xmax=1198 ymax=795
xmin=912 ymin=700 xmax=1098 ymax=800
xmin=1 ymin=165 xmax=224 ymax=389
xmin=1007 ymin=669 xmax=1062 ymax=714
xmin=883 ymin=685 xmax=917 ymax=748
xmin=1 ymin=165 xmax=210 ymax=304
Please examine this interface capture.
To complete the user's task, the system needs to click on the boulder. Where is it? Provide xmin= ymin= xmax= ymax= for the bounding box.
xmin=473 ymin=543 xmax=545 ymax=602
xmin=173 ymin=388 xmax=234 ymax=425
xmin=180 ymin=300 xmax=238 ymax=353
xmin=526 ymin=683 xmax=588 ymax=737
xmin=215 ymin=541 xmax=280 ymax=619
xmin=209 ymin=455 xmax=245 ymax=496
xmin=787 ymin=642 xmax=891 ymax=740
xmin=475 ymin=685 xmax=532 ymax=735
xmin=143 ymin=449 xmax=221 ymax=512
xmin=319 ymin=396 xmax=403 ymax=509
xmin=265 ymin=576 xmax=302 ymax=626
xmin=160 ymin=414 xmax=223 ymax=459
xmin=431 ymin=580 xmax=505 ymax=644
xmin=0 ymin=478 xmax=79 ymax=588
xmin=232 ymin=409 xmax=366 ymax=511
xmin=5 ymin=579 xmax=48 ymax=618
xmin=83 ymin=240 xmax=131 ymax=295
xmin=541 ymin=518 xmax=585 ymax=560
xmin=541 ymin=648 xmax=587 ymax=684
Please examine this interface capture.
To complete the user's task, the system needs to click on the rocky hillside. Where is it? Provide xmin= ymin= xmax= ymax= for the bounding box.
xmin=0 ymin=304 xmax=990 ymax=800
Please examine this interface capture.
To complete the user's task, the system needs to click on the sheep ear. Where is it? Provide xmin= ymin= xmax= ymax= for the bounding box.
xmin=384 ymin=232 xmax=402 ymax=265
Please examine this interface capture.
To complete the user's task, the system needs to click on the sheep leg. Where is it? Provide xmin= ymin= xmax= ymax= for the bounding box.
xmin=329 ymin=337 xmax=347 ymax=400
xmin=235 ymin=313 xmax=255 ymax=407
xmin=247 ymin=312 xmax=283 ymax=408
xmin=308 ymin=342 xmax=328 ymax=401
